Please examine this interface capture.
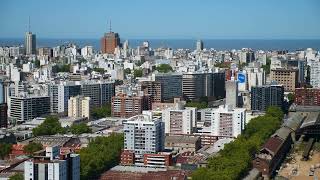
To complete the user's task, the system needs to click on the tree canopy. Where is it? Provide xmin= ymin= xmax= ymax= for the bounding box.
xmin=91 ymin=104 xmax=111 ymax=119
xmin=133 ymin=69 xmax=143 ymax=78
xmin=192 ymin=106 xmax=283 ymax=180
xmin=55 ymin=64 xmax=70 ymax=72
xmin=156 ymin=64 xmax=173 ymax=73
xmin=23 ymin=142 xmax=43 ymax=154
xmin=262 ymin=57 xmax=271 ymax=75
xmin=186 ymin=100 xmax=208 ymax=109
xmin=32 ymin=116 xmax=65 ymax=137
xmin=124 ymin=68 xmax=131 ymax=75
xmin=79 ymin=133 xmax=124 ymax=180
xmin=0 ymin=143 xmax=12 ymax=159
xmin=9 ymin=173 xmax=23 ymax=180
xmin=70 ymin=123 xmax=92 ymax=135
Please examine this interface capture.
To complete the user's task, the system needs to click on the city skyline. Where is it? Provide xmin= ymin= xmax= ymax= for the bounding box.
xmin=1 ymin=0 xmax=320 ymax=39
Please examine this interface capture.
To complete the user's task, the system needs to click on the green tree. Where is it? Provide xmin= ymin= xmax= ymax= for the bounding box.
xmin=9 ymin=173 xmax=23 ymax=180
xmin=186 ymin=101 xmax=208 ymax=109
xmin=0 ymin=143 xmax=12 ymax=159
xmin=23 ymin=142 xmax=43 ymax=154
xmin=34 ymin=60 xmax=40 ymax=68
xmin=192 ymin=106 xmax=283 ymax=180
xmin=124 ymin=68 xmax=131 ymax=75
xmin=262 ymin=57 xmax=271 ymax=74
xmin=155 ymin=64 xmax=173 ymax=73
xmin=55 ymin=64 xmax=71 ymax=72
xmin=133 ymin=69 xmax=143 ymax=78
xmin=93 ymin=68 xmax=105 ymax=73
xmin=32 ymin=116 xmax=64 ymax=137
xmin=287 ymin=93 xmax=295 ymax=103
xmin=79 ymin=133 xmax=124 ymax=180
xmin=70 ymin=123 xmax=92 ymax=135
xmin=91 ymin=104 xmax=111 ymax=119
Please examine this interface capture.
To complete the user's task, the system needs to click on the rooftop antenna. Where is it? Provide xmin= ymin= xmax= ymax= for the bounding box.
xmin=109 ymin=19 xmax=112 ymax=32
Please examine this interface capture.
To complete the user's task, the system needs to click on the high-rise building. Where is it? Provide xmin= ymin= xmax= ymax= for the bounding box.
xmin=25 ymin=32 xmax=36 ymax=55
xmin=162 ymin=101 xmax=196 ymax=135
xmin=246 ymin=67 xmax=266 ymax=91
xmin=200 ymin=105 xmax=246 ymax=137
xmin=270 ymin=69 xmax=298 ymax=92
xmin=123 ymin=114 xmax=165 ymax=156
xmin=80 ymin=80 xmax=115 ymax=107
xmin=196 ymin=40 xmax=203 ymax=51
xmin=225 ymin=80 xmax=238 ymax=108
xmin=152 ymin=73 xmax=183 ymax=101
xmin=9 ymin=96 xmax=50 ymax=122
xmin=251 ymin=85 xmax=284 ymax=111
xmin=49 ymin=82 xmax=81 ymax=113
xmin=68 ymin=96 xmax=90 ymax=119
xmin=24 ymin=151 xmax=80 ymax=180
xmin=111 ymin=93 xmax=151 ymax=118
xmin=0 ymin=103 xmax=8 ymax=128
xmin=310 ymin=61 xmax=320 ymax=88
xmin=0 ymin=80 xmax=3 ymax=104
xmin=140 ymin=81 xmax=162 ymax=103
xmin=101 ymin=29 xmax=120 ymax=54
xmin=182 ymin=72 xmax=214 ymax=100
xmin=295 ymin=88 xmax=320 ymax=106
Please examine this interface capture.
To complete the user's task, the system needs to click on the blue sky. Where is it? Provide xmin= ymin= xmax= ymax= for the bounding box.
xmin=0 ymin=0 xmax=319 ymax=39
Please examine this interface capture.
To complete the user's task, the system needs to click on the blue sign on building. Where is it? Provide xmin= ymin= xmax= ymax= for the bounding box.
xmin=237 ymin=73 xmax=246 ymax=83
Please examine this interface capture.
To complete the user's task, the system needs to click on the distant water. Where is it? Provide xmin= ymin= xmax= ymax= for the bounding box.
xmin=0 ymin=38 xmax=320 ymax=51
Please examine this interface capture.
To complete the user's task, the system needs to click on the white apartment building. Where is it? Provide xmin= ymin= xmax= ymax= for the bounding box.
xmin=123 ymin=114 xmax=165 ymax=156
xmin=198 ymin=105 xmax=246 ymax=137
xmin=162 ymin=102 xmax=196 ymax=135
xmin=246 ymin=67 xmax=265 ymax=91
xmin=310 ymin=60 xmax=320 ymax=88
xmin=68 ymin=96 xmax=90 ymax=119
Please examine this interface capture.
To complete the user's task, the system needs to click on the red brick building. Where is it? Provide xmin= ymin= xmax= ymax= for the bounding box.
xmin=111 ymin=93 xmax=151 ymax=118
xmin=295 ymin=88 xmax=320 ymax=106
xmin=120 ymin=150 xmax=135 ymax=165
xmin=143 ymin=153 xmax=172 ymax=167
xmin=101 ymin=32 xmax=120 ymax=54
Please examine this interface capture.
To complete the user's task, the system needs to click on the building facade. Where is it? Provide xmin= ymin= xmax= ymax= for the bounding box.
xmin=310 ymin=61 xmax=320 ymax=88
xmin=81 ymin=81 xmax=115 ymax=107
xmin=0 ymin=103 xmax=8 ymax=128
xmin=225 ymin=80 xmax=238 ymax=108
xmin=68 ymin=96 xmax=90 ymax=120
xmin=50 ymin=83 xmax=81 ymax=113
xmin=140 ymin=81 xmax=162 ymax=103
xmin=295 ymin=88 xmax=320 ymax=106
xmin=101 ymin=32 xmax=120 ymax=54
xmin=270 ymin=69 xmax=298 ymax=92
xmin=25 ymin=32 xmax=36 ymax=55
xmin=152 ymin=73 xmax=183 ymax=102
xmin=251 ymin=85 xmax=284 ymax=111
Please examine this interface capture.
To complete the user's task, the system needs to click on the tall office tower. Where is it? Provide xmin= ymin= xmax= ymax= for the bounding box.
xmin=0 ymin=103 xmax=8 ymax=128
xmin=310 ymin=61 xmax=320 ymax=88
xmin=68 ymin=96 xmax=91 ymax=119
xmin=162 ymin=102 xmax=197 ymax=135
xmin=246 ymin=67 xmax=266 ymax=91
xmin=24 ymin=152 xmax=80 ymax=180
xmin=196 ymin=40 xmax=203 ymax=51
xmin=251 ymin=85 xmax=284 ymax=111
xmin=152 ymin=73 xmax=183 ymax=102
xmin=140 ymin=81 xmax=162 ymax=103
xmin=50 ymin=82 xmax=81 ymax=113
xmin=111 ymin=93 xmax=151 ymax=118
xmin=203 ymin=105 xmax=246 ymax=137
xmin=25 ymin=32 xmax=36 ymax=55
xmin=0 ymin=80 xmax=3 ymax=104
xmin=100 ymin=22 xmax=120 ymax=54
xmin=123 ymin=114 xmax=165 ymax=155
xmin=182 ymin=72 xmax=214 ymax=100
xmin=270 ymin=69 xmax=298 ymax=92
xmin=81 ymin=80 xmax=115 ymax=107
xmin=9 ymin=96 xmax=50 ymax=122
xmin=213 ymin=71 xmax=226 ymax=99
xmin=225 ymin=80 xmax=238 ymax=108
xmin=295 ymin=88 xmax=320 ymax=106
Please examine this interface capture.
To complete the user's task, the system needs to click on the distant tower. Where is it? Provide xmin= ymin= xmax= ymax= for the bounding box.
xmin=25 ymin=17 xmax=36 ymax=55
xmin=101 ymin=20 xmax=121 ymax=54
xmin=196 ymin=40 xmax=203 ymax=51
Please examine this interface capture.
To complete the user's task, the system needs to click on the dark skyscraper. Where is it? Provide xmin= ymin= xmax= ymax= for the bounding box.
xmin=0 ymin=103 xmax=8 ymax=128
xmin=251 ymin=85 xmax=284 ymax=111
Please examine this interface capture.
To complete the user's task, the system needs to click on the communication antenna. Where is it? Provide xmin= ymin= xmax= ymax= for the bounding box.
xmin=109 ymin=19 xmax=112 ymax=32
xmin=28 ymin=16 xmax=31 ymax=32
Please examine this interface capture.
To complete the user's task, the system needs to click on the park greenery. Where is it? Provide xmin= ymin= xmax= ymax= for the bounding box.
xmin=93 ymin=68 xmax=105 ymax=74
xmin=0 ymin=143 xmax=12 ymax=159
xmin=134 ymin=69 xmax=143 ymax=78
xmin=23 ymin=142 xmax=43 ymax=154
xmin=214 ymin=62 xmax=231 ymax=68
xmin=79 ymin=133 xmax=124 ymax=180
xmin=262 ymin=57 xmax=271 ymax=74
xmin=9 ymin=173 xmax=23 ymax=180
xmin=32 ymin=116 xmax=65 ymax=136
xmin=91 ymin=104 xmax=111 ymax=119
xmin=192 ymin=106 xmax=283 ymax=180
xmin=155 ymin=64 xmax=173 ymax=73
xmin=185 ymin=101 xmax=208 ymax=109
xmin=70 ymin=123 xmax=92 ymax=135
xmin=55 ymin=64 xmax=71 ymax=73
xmin=124 ymin=68 xmax=131 ymax=75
